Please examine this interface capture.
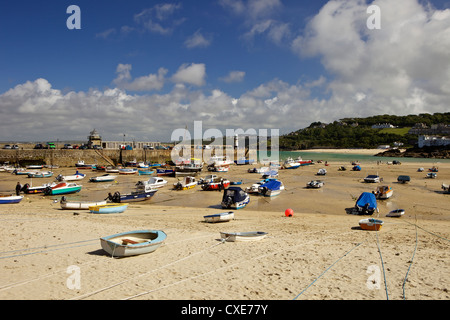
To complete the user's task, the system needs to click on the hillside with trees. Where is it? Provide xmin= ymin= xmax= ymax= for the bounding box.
xmin=279 ymin=112 xmax=450 ymax=150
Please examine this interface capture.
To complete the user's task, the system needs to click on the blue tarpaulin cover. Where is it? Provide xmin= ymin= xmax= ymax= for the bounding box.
xmin=260 ymin=180 xmax=282 ymax=190
xmin=356 ymin=192 xmax=377 ymax=210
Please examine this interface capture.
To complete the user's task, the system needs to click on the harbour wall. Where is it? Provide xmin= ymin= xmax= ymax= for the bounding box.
xmin=0 ymin=149 xmax=172 ymax=167
xmin=0 ymin=148 xmax=253 ymax=167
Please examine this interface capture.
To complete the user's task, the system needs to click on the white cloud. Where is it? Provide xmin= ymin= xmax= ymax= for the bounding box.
xmin=220 ymin=71 xmax=246 ymax=83
xmin=171 ymin=63 xmax=206 ymax=86
xmin=184 ymin=30 xmax=212 ymax=49
xmin=113 ymin=64 xmax=167 ymax=91
xmin=133 ymin=3 xmax=185 ymax=35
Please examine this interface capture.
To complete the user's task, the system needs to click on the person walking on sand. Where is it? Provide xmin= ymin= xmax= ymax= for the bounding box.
xmin=16 ymin=182 xmax=22 ymax=195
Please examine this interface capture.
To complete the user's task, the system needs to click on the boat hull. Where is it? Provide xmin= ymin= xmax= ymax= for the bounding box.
xmin=220 ymin=231 xmax=268 ymax=242
xmin=204 ymin=212 xmax=234 ymax=223
xmin=89 ymin=203 xmax=128 ymax=214
xmin=120 ymin=190 xmax=157 ymax=202
xmin=359 ymin=218 xmax=384 ymax=231
xmin=60 ymin=200 xmax=107 ymax=210
xmin=100 ymin=230 xmax=167 ymax=257
xmin=0 ymin=195 xmax=23 ymax=204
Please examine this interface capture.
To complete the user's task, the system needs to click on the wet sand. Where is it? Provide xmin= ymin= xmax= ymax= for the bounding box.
xmin=0 ymin=159 xmax=449 ymax=300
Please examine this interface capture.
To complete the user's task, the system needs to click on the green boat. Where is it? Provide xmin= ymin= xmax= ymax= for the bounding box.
xmin=44 ymin=182 xmax=82 ymax=195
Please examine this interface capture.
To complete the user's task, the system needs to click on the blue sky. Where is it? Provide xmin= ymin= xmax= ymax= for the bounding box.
xmin=1 ymin=0 xmax=450 ymax=142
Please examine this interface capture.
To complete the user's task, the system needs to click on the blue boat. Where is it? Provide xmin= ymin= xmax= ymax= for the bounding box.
xmin=0 ymin=195 xmax=23 ymax=204
xmin=157 ymin=168 xmax=175 ymax=176
xmin=258 ymin=180 xmax=282 ymax=197
xmin=89 ymin=203 xmax=129 ymax=214
xmin=100 ymin=230 xmax=166 ymax=257
xmin=221 ymin=187 xmax=250 ymax=210
xmin=108 ymin=181 xmax=157 ymax=203
xmin=138 ymin=170 xmax=155 ymax=176
xmin=354 ymin=192 xmax=378 ymax=215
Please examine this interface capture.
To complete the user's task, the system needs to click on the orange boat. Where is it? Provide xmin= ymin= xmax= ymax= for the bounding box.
xmin=359 ymin=218 xmax=384 ymax=231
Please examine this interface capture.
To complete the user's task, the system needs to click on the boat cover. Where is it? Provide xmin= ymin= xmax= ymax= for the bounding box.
xmin=353 ymin=165 xmax=361 ymax=171
xmin=222 ymin=187 xmax=248 ymax=203
xmin=356 ymin=192 xmax=377 ymax=210
xmin=260 ymin=180 xmax=281 ymax=191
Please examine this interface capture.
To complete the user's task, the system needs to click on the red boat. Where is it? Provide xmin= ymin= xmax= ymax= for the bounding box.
xmin=201 ymin=179 xmax=230 ymax=191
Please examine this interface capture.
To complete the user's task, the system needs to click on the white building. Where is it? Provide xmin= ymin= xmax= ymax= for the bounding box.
xmin=418 ymin=135 xmax=450 ymax=148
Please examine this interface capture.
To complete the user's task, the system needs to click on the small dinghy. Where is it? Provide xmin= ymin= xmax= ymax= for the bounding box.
xmin=306 ymin=180 xmax=324 ymax=188
xmin=220 ymin=231 xmax=268 ymax=242
xmin=386 ymin=209 xmax=405 ymax=217
xmin=0 ymin=195 xmax=24 ymax=204
xmin=60 ymin=196 xmax=107 ymax=210
xmin=89 ymin=203 xmax=128 ymax=214
xmin=89 ymin=174 xmax=117 ymax=182
xmin=100 ymin=230 xmax=167 ymax=257
xmin=204 ymin=211 xmax=234 ymax=223
xmin=359 ymin=218 xmax=384 ymax=231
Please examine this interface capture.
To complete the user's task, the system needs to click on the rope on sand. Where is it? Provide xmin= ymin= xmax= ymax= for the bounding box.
xmin=292 ymin=242 xmax=363 ymax=300
xmin=402 ymin=217 xmax=418 ymax=300
xmin=0 ymin=239 xmax=98 ymax=260
xmin=375 ymin=228 xmax=389 ymax=300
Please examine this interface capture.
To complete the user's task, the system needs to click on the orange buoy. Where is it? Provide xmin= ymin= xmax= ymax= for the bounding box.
xmin=285 ymin=208 xmax=294 ymax=217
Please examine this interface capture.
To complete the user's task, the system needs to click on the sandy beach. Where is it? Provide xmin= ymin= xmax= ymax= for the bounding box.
xmin=297 ymin=148 xmax=393 ymax=155
xmin=0 ymin=157 xmax=449 ymax=301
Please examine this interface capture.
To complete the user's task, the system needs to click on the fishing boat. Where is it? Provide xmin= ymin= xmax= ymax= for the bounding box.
xmin=220 ymin=231 xmax=268 ymax=242
xmin=75 ymin=160 xmax=95 ymax=169
xmin=201 ymin=178 xmax=230 ymax=191
xmin=203 ymin=211 xmax=234 ymax=223
xmin=283 ymin=158 xmax=300 ymax=169
xmin=105 ymin=166 xmax=120 ymax=173
xmin=13 ymin=168 xmax=34 ymax=175
xmin=156 ymin=168 xmax=175 ymax=177
xmin=234 ymin=157 xmax=255 ymax=165
xmin=429 ymin=166 xmax=439 ymax=172
xmin=107 ymin=181 xmax=158 ymax=203
xmin=44 ymin=182 xmax=82 ymax=195
xmin=426 ymin=172 xmax=437 ymax=179
xmin=258 ymin=180 xmax=282 ymax=197
xmin=210 ymin=165 xmax=229 ymax=172
xmin=364 ymin=175 xmax=380 ymax=183
xmin=359 ymin=218 xmax=384 ymax=231
xmin=353 ymin=192 xmax=378 ymax=215
xmin=386 ymin=209 xmax=405 ymax=217
xmin=56 ymin=171 xmax=86 ymax=181
xmin=137 ymin=162 xmax=149 ymax=168
xmin=26 ymin=165 xmax=44 ymax=169
xmin=89 ymin=174 xmax=117 ymax=182
xmin=0 ymin=194 xmax=23 ymax=204
xmin=146 ymin=177 xmax=168 ymax=188
xmin=352 ymin=165 xmax=362 ymax=171
xmin=119 ymin=168 xmax=137 ymax=175
xmin=60 ymin=196 xmax=107 ymax=210
xmin=221 ymin=187 xmax=250 ymax=210
xmin=246 ymin=178 xmax=284 ymax=194
xmin=306 ymin=180 xmax=324 ymax=188
xmin=138 ymin=169 xmax=155 ymax=176
xmin=207 ymin=156 xmax=233 ymax=167
xmin=100 ymin=230 xmax=167 ymax=257
xmin=317 ymin=168 xmax=327 ymax=176
xmin=397 ymin=175 xmax=411 ymax=184
xmin=373 ymin=185 xmax=393 ymax=199
xmin=173 ymin=176 xmax=197 ymax=190
xmin=27 ymin=171 xmax=53 ymax=178
xmin=175 ymin=162 xmax=203 ymax=173
xmin=294 ymin=156 xmax=313 ymax=166
xmin=248 ymin=167 xmax=269 ymax=174
xmin=89 ymin=203 xmax=128 ymax=214
xmin=21 ymin=182 xmax=56 ymax=194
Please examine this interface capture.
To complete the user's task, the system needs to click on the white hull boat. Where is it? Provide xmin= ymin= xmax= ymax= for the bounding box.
xmin=204 ymin=211 xmax=234 ymax=223
xmin=100 ymin=230 xmax=167 ymax=257
xmin=220 ymin=231 xmax=268 ymax=242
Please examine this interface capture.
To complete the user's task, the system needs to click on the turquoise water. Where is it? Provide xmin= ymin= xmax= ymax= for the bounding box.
xmin=277 ymin=150 xmax=450 ymax=164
